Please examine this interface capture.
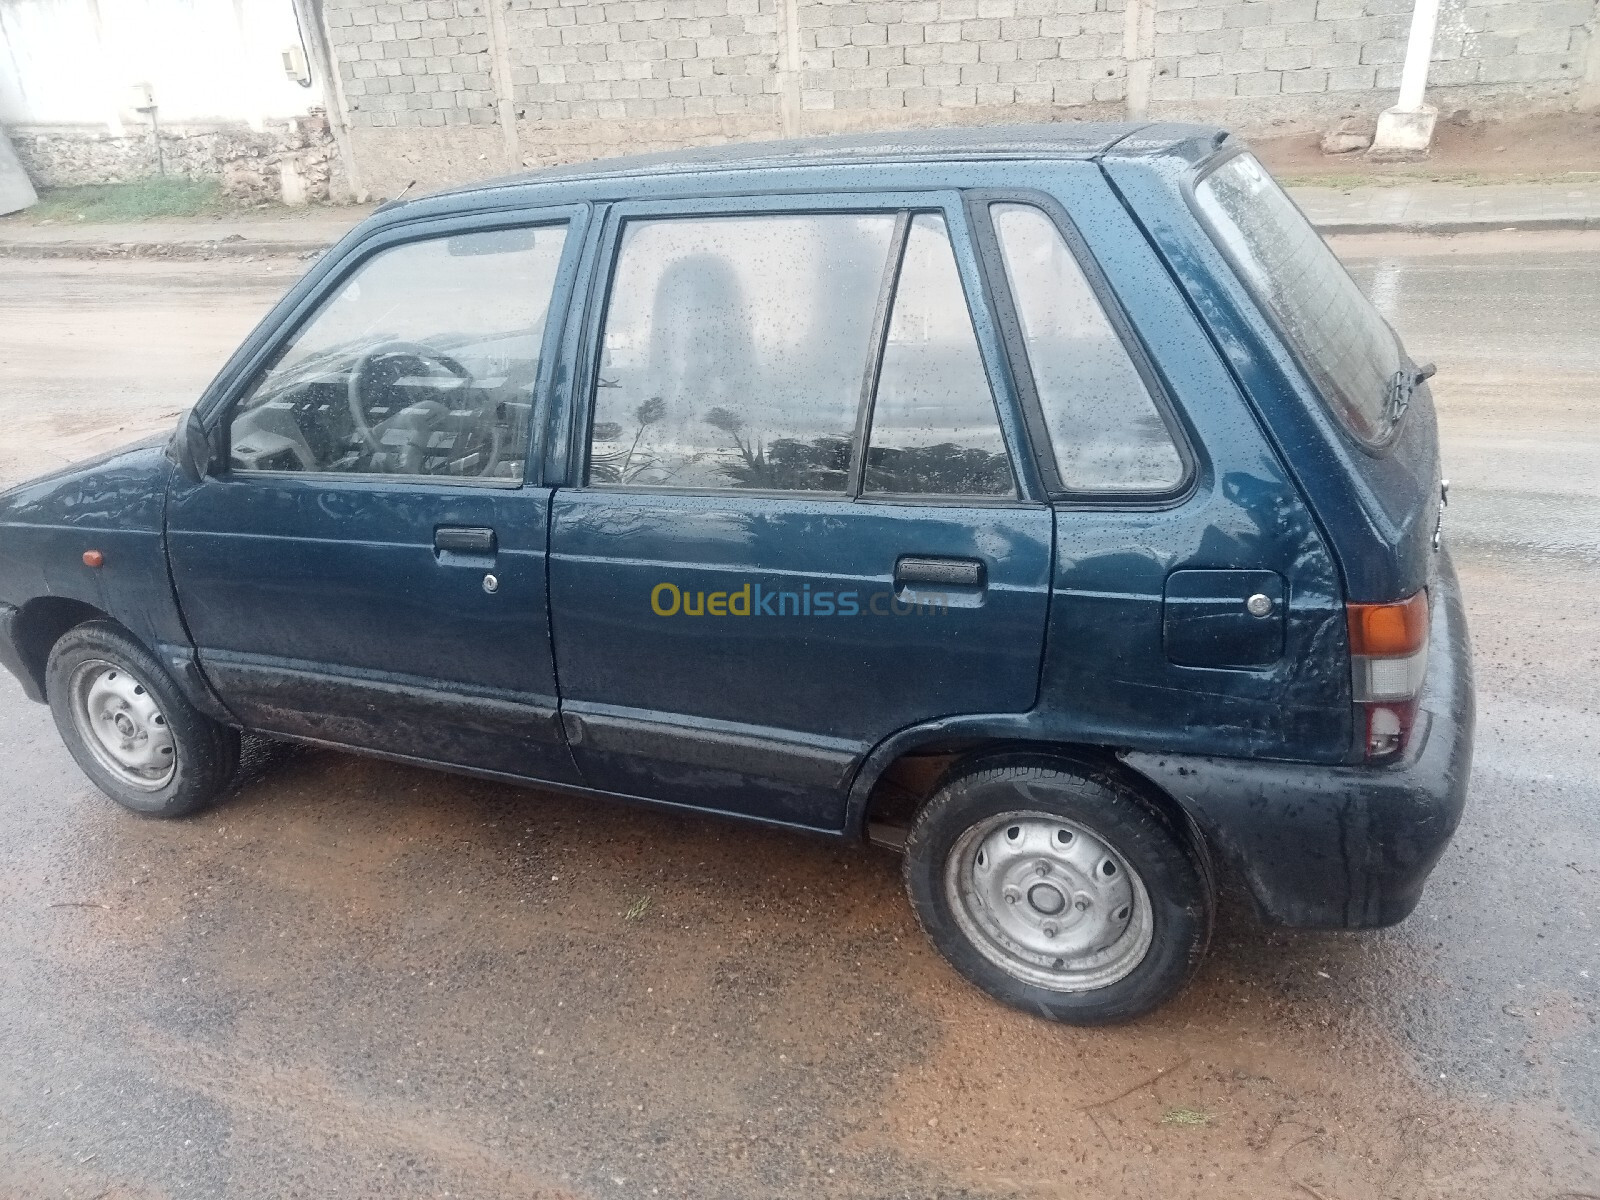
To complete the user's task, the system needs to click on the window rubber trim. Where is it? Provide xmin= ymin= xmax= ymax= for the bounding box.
xmin=846 ymin=211 xmax=911 ymax=497
xmin=965 ymin=188 xmax=1199 ymax=507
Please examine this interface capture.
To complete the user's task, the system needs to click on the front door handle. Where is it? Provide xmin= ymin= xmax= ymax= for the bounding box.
xmin=895 ymin=556 xmax=985 ymax=589
xmin=434 ymin=526 xmax=496 ymax=555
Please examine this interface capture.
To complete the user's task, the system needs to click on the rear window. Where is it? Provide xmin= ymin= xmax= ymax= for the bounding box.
xmin=1194 ymin=153 xmax=1402 ymax=445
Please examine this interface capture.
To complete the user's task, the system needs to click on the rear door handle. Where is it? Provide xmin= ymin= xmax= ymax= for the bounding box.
xmin=895 ymin=556 xmax=985 ymax=589
xmin=434 ymin=526 xmax=497 ymax=555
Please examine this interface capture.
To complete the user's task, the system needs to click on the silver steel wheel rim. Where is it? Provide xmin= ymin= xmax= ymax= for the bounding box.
xmin=943 ymin=811 xmax=1154 ymax=992
xmin=67 ymin=659 xmax=176 ymax=792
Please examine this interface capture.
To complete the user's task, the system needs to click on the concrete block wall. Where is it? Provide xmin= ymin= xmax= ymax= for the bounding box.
xmin=324 ymin=0 xmax=501 ymax=129
xmin=791 ymin=0 xmax=1128 ymax=118
xmin=317 ymin=0 xmax=1598 ymax=192
xmin=1142 ymin=0 xmax=1594 ymax=126
xmin=503 ymin=0 xmax=786 ymax=162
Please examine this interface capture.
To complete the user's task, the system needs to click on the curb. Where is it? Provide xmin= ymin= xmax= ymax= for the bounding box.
xmin=1 ymin=215 xmax=1595 ymax=260
xmin=0 ymin=238 xmax=332 ymax=261
xmin=1314 ymin=215 xmax=1600 ymax=236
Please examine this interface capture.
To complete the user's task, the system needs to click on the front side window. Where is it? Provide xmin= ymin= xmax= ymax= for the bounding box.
xmin=1194 ymin=153 xmax=1402 ymax=445
xmin=991 ymin=203 xmax=1185 ymax=493
xmin=229 ymin=224 xmax=568 ymax=480
xmin=589 ymin=213 xmax=896 ymax=492
xmin=865 ymin=214 xmax=1014 ymax=497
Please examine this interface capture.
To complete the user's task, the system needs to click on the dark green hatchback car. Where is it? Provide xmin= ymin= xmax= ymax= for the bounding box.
xmin=0 ymin=124 xmax=1472 ymax=1023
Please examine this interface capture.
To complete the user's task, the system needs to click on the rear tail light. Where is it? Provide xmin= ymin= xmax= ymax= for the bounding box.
xmin=1348 ymin=590 xmax=1429 ymax=760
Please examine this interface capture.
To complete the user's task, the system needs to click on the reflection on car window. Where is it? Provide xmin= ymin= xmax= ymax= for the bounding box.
xmin=588 ymin=213 xmax=895 ymax=491
xmin=991 ymin=204 xmax=1184 ymax=493
xmin=865 ymin=214 xmax=1013 ymax=497
xmin=229 ymin=225 xmax=567 ymax=480
xmin=1194 ymin=153 xmax=1402 ymax=445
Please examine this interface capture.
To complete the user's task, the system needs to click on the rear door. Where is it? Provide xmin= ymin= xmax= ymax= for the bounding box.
xmin=546 ymin=194 xmax=1053 ymax=830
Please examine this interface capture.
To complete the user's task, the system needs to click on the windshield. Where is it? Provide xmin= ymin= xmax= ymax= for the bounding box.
xmin=1194 ymin=152 xmax=1403 ymax=445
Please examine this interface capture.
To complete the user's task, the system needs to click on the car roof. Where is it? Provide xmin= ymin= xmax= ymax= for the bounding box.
xmin=425 ymin=121 xmax=1226 ymax=204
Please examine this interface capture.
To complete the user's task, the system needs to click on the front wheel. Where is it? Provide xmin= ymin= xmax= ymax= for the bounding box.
xmin=903 ymin=757 xmax=1212 ymax=1024
xmin=46 ymin=621 xmax=239 ymax=818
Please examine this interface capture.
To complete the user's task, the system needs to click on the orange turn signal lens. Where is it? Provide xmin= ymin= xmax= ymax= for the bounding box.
xmin=82 ymin=549 xmax=104 ymax=568
xmin=1347 ymin=590 xmax=1428 ymax=657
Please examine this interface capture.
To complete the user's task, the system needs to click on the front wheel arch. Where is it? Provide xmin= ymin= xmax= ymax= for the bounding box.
xmin=10 ymin=596 xmax=113 ymax=701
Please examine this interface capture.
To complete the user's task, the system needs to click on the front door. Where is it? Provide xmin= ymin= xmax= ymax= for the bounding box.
xmin=548 ymin=198 xmax=1054 ymax=830
xmin=166 ymin=213 xmax=586 ymax=783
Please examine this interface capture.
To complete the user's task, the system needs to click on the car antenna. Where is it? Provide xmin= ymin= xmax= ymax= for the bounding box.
xmin=374 ymin=180 xmax=417 ymax=214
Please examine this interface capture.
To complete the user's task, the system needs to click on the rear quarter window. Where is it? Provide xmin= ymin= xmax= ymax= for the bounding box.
xmin=1193 ymin=153 xmax=1403 ymax=446
xmin=989 ymin=203 xmax=1186 ymax=494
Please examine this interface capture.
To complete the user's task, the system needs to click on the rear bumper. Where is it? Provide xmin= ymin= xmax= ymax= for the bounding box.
xmin=1123 ymin=548 xmax=1474 ymax=928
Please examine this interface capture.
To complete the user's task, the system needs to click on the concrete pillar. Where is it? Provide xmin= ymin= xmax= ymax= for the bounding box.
xmin=1369 ymin=0 xmax=1442 ymax=157
xmin=280 ymin=156 xmax=310 ymax=205
xmin=778 ymin=0 xmax=803 ymax=138
xmin=1123 ymin=0 xmax=1156 ymax=120
xmin=1582 ymin=5 xmax=1600 ymax=110
xmin=484 ymin=0 xmax=523 ymax=170
xmin=290 ymin=0 xmax=364 ymax=200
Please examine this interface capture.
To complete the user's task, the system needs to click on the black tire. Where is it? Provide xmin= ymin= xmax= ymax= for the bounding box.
xmin=45 ymin=621 xmax=239 ymax=818
xmin=903 ymin=754 xmax=1212 ymax=1025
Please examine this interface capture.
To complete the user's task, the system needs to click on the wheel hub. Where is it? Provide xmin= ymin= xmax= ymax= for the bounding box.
xmin=944 ymin=812 xmax=1154 ymax=992
xmin=1027 ymin=882 xmax=1066 ymax=915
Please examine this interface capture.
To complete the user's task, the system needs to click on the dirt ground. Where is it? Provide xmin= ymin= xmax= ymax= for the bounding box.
xmin=1254 ymin=109 xmax=1600 ymax=184
xmin=1 ymin=235 xmax=1599 ymax=1198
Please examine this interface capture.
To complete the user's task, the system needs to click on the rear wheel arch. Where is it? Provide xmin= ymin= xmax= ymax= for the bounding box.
xmin=862 ymin=739 xmax=1223 ymax=924
xmin=860 ymin=738 xmax=1204 ymax=852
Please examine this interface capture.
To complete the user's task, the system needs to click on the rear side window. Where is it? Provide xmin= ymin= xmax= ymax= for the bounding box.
xmin=990 ymin=204 xmax=1185 ymax=493
xmin=1194 ymin=153 xmax=1402 ymax=445
xmin=865 ymin=214 xmax=1014 ymax=497
xmin=589 ymin=213 xmax=895 ymax=491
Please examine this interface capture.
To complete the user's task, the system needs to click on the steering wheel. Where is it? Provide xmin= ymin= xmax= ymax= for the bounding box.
xmin=346 ymin=341 xmax=473 ymax=458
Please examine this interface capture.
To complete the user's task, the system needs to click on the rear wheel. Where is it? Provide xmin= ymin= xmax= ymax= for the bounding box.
xmin=46 ymin=621 xmax=238 ymax=818
xmin=903 ymin=756 xmax=1211 ymax=1024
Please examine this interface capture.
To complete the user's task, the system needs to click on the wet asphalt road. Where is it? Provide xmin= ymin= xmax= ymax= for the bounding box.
xmin=0 ymin=233 xmax=1597 ymax=1199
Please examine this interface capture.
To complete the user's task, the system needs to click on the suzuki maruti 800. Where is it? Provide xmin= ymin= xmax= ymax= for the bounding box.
xmin=0 ymin=125 xmax=1473 ymax=1022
